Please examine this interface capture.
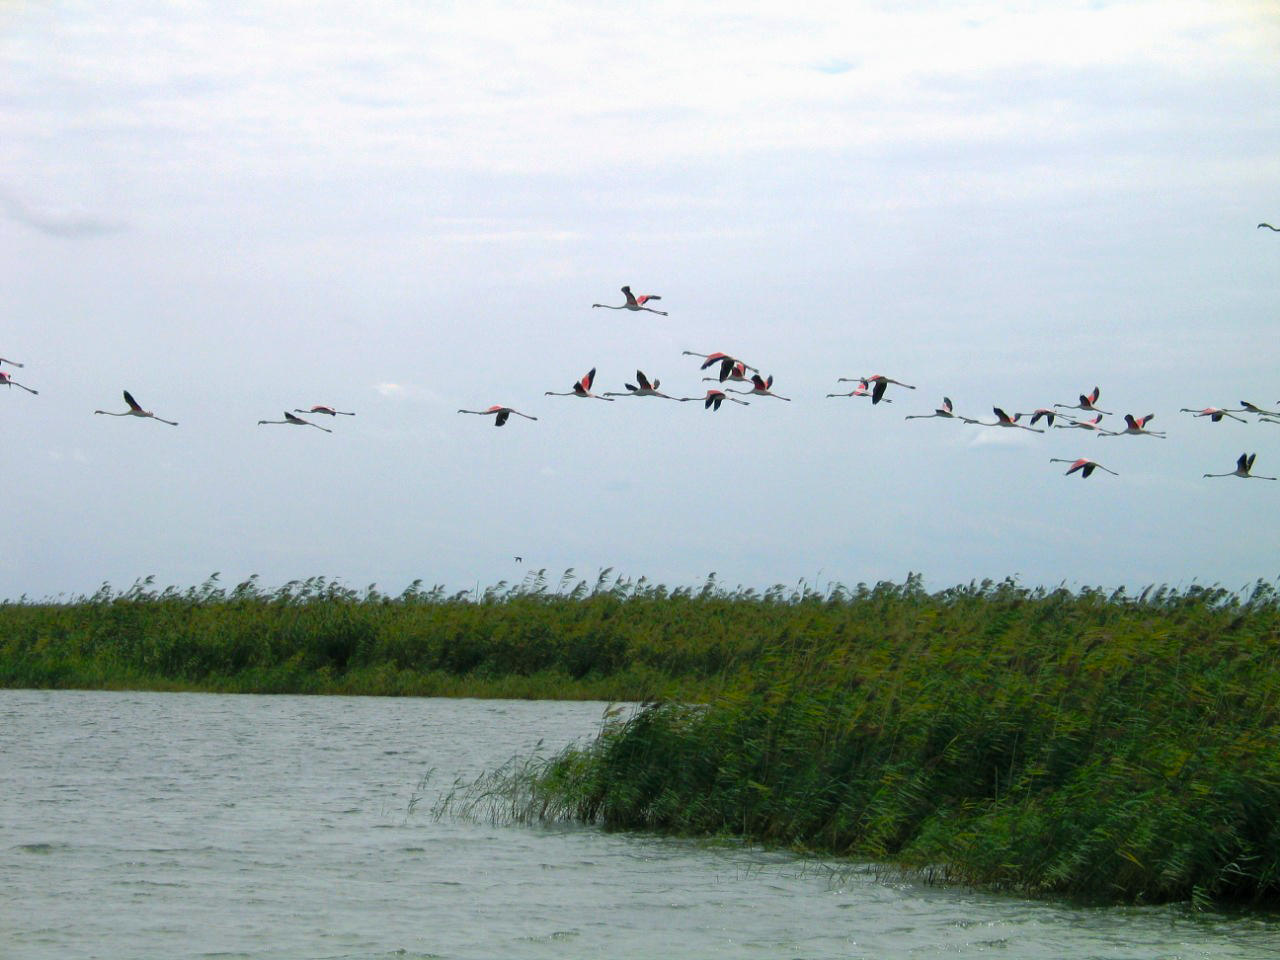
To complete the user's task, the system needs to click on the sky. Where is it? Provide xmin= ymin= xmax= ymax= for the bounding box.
xmin=2 ymin=0 xmax=1279 ymax=601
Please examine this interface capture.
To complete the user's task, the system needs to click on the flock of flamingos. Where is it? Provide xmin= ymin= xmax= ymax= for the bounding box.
xmin=3 ymin=229 xmax=1279 ymax=482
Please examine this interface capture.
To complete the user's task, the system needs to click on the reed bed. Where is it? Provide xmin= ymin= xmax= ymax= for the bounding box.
xmin=5 ymin=571 xmax=1279 ymax=905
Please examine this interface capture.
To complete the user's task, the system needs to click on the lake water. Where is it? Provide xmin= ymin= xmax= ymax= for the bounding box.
xmin=1 ymin=689 xmax=1277 ymax=959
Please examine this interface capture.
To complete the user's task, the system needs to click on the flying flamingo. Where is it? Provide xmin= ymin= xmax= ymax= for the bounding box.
xmin=693 ymin=389 xmax=749 ymax=412
xmin=682 ymin=351 xmax=759 ymax=382
xmin=1050 ymin=458 xmax=1118 ymax=479
xmin=727 ymin=374 xmax=790 ymax=401
xmin=828 ymin=380 xmax=888 ymax=402
xmin=457 ymin=405 xmax=538 ymax=427
xmin=1259 ymin=223 xmax=1280 ymax=232
xmin=295 ymin=405 xmax=355 ymax=417
xmin=1054 ymin=414 xmax=1115 ymax=435
xmin=1054 ymin=386 xmax=1112 ymax=416
xmin=904 ymin=397 xmax=966 ymax=421
xmin=94 ymin=390 xmax=177 ymax=425
xmin=1018 ymin=408 xmax=1059 ymax=428
xmin=602 ymin=370 xmax=686 ymax=401
xmin=259 ymin=411 xmax=331 ymax=432
xmin=1204 ymin=452 xmax=1277 ymax=480
xmin=967 ymin=407 xmax=1044 ymax=433
xmin=703 ymin=360 xmax=751 ymax=383
xmin=0 ymin=357 xmax=22 ymax=367
xmin=1239 ymin=401 xmax=1280 ymax=417
xmin=1180 ymin=407 xmax=1247 ymax=423
xmin=837 ymin=375 xmax=915 ymax=404
xmin=0 ymin=370 xmax=38 ymax=395
xmin=592 ymin=286 xmax=667 ymax=315
xmin=545 ymin=367 xmax=613 ymax=401
xmin=1101 ymin=414 xmax=1166 ymax=438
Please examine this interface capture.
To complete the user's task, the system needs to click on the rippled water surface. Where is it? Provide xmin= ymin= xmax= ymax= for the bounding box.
xmin=2 ymin=689 xmax=1277 ymax=959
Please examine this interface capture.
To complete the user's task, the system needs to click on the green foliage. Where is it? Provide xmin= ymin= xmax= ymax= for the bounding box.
xmin=5 ymin=571 xmax=1280 ymax=906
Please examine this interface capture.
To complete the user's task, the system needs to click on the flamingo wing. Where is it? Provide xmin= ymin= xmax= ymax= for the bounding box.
xmin=123 ymin=390 xmax=143 ymax=412
xmin=621 ymin=286 xmax=638 ymax=306
xmin=942 ymin=397 xmax=953 ymax=413
xmin=993 ymin=407 xmax=1011 ymax=423
xmin=699 ymin=352 xmax=729 ymax=370
xmin=636 ymin=370 xmax=652 ymax=391
xmin=871 ymin=380 xmax=888 ymax=404
xmin=495 ymin=409 xmax=510 ymax=426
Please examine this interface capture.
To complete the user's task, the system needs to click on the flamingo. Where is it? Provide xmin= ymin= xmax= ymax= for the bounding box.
xmin=967 ymin=407 xmax=1044 ymax=433
xmin=693 ymin=388 xmax=749 ymax=411
xmin=703 ymin=360 xmax=751 ymax=383
xmin=1054 ymin=414 xmax=1115 ymax=435
xmin=828 ymin=380 xmax=888 ymax=402
xmin=545 ymin=367 xmax=613 ymax=401
xmin=1054 ymin=386 xmax=1112 ymax=416
xmin=457 ymin=405 xmax=538 ymax=427
xmin=0 ymin=357 xmax=23 ymax=367
xmin=1018 ymin=408 xmax=1059 ymax=428
xmin=1239 ymin=401 xmax=1280 ymax=417
xmin=904 ymin=397 xmax=966 ymax=421
xmin=0 ymin=370 xmax=38 ymax=395
xmin=837 ymin=375 xmax=915 ymax=404
xmin=727 ymin=374 xmax=790 ymax=401
xmin=1101 ymin=414 xmax=1166 ymax=438
xmin=94 ymin=390 xmax=177 ymax=425
xmin=682 ymin=351 xmax=759 ymax=382
xmin=258 ymin=411 xmax=331 ymax=432
xmin=602 ymin=370 xmax=686 ymax=401
xmin=1259 ymin=223 xmax=1280 ymax=232
xmin=1050 ymin=457 xmax=1118 ymax=479
xmin=1180 ymin=407 xmax=1247 ymax=423
xmin=592 ymin=286 xmax=667 ymax=315
xmin=1204 ymin=452 xmax=1277 ymax=480
xmin=294 ymin=405 xmax=355 ymax=416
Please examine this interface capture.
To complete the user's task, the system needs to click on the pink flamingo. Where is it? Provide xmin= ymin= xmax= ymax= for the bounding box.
xmin=727 ymin=374 xmax=790 ymax=401
xmin=1054 ymin=413 xmax=1114 ymax=434
xmin=703 ymin=360 xmax=750 ymax=383
xmin=1018 ymin=408 xmax=1059 ymax=428
xmin=602 ymin=370 xmax=686 ymax=401
xmin=0 ymin=370 xmax=38 ymax=395
xmin=967 ymin=407 xmax=1044 ymax=433
xmin=1050 ymin=457 xmax=1118 ymax=478
xmin=828 ymin=380 xmax=887 ymax=402
xmin=94 ymin=390 xmax=177 ymax=425
xmin=1102 ymin=414 xmax=1165 ymax=438
xmin=259 ymin=411 xmax=331 ymax=432
xmin=294 ymin=405 xmax=355 ymax=417
xmin=692 ymin=388 xmax=748 ymax=411
xmin=545 ymin=367 xmax=613 ymax=401
xmin=1054 ymin=386 xmax=1112 ymax=416
xmin=593 ymin=286 xmax=667 ymax=316
xmin=1180 ymin=407 xmax=1246 ymax=423
xmin=1204 ymin=452 xmax=1277 ymax=480
xmin=837 ymin=374 xmax=914 ymax=404
xmin=682 ymin=350 xmax=759 ymax=382
xmin=457 ymin=405 xmax=538 ymax=427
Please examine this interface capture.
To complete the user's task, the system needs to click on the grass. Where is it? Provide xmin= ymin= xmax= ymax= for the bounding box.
xmin=4 ymin=570 xmax=1279 ymax=906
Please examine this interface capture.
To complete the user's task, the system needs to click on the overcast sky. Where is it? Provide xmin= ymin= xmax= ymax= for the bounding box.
xmin=2 ymin=1 xmax=1278 ymax=601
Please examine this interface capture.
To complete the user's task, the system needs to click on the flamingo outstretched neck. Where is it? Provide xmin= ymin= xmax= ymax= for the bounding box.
xmin=592 ymin=286 xmax=668 ymax=315
xmin=260 ymin=411 xmax=331 ymax=432
xmin=94 ymin=390 xmax=177 ymax=425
